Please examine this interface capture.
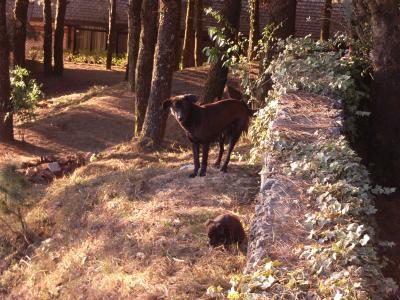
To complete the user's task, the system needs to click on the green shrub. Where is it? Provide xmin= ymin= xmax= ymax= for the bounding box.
xmin=9 ymin=67 xmax=42 ymax=139
xmin=64 ymin=49 xmax=127 ymax=67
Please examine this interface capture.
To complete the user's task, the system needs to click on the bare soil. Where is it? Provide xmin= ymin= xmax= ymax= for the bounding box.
xmin=0 ymin=62 xmax=240 ymax=165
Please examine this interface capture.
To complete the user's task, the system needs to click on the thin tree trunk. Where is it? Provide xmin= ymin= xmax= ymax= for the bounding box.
xmin=53 ymin=0 xmax=67 ymax=76
xmin=134 ymin=0 xmax=158 ymax=136
xmin=194 ymin=0 xmax=203 ymax=67
xmin=13 ymin=0 xmax=29 ymax=67
xmin=174 ymin=0 xmax=182 ymax=70
xmin=181 ymin=0 xmax=195 ymax=68
xmin=267 ymin=0 xmax=297 ymax=39
xmin=320 ymin=0 xmax=332 ymax=41
xmin=368 ymin=0 xmax=400 ymax=186
xmin=0 ymin=1 xmax=13 ymax=142
xmin=248 ymin=0 xmax=260 ymax=60
xmin=43 ymin=0 xmax=52 ymax=75
xmin=202 ymin=0 xmax=242 ymax=103
xmin=106 ymin=0 xmax=117 ymax=70
xmin=127 ymin=0 xmax=142 ymax=91
xmin=141 ymin=0 xmax=180 ymax=145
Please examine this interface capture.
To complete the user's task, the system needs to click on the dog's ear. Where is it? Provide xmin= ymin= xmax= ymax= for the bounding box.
xmin=162 ymin=99 xmax=172 ymax=111
xmin=183 ymin=94 xmax=198 ymax=104
xmin=205 ymin=219 xmax=215 ymax=227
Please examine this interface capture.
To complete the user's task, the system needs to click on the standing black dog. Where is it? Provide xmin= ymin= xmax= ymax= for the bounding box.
xmin=162 ymin=94 xmax=253 ymax=177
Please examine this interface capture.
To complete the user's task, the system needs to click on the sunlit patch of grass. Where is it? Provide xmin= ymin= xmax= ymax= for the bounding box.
xmin=1 ymin=140 xmax=258 ymax=298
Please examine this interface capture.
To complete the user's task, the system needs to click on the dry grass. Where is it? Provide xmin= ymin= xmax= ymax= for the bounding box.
xmin=0 ymin=141 xmax=259 ymax=299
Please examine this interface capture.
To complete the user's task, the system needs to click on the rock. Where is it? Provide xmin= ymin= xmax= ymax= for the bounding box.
xmin=179 ymin=164 xmax=193 ymax=171
xmin=47 ymin=162 xmax=62 ymax=174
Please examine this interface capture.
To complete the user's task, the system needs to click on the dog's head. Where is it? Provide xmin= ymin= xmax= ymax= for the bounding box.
xmin=206 ymin=219 xmax=226 ymax=247
xmin=162 ymin=94 xmax=198 ymax=123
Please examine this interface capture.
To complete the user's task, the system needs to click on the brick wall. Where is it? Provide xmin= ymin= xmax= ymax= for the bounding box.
xmin=295 ymin=0 xmax=348 ymax=38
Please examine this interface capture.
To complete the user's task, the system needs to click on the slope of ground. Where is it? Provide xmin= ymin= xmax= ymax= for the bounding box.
xmin=1 ymin=142 xmax=259 ymax=299
xmin=0 ymin=63 xmax=256 ymax=299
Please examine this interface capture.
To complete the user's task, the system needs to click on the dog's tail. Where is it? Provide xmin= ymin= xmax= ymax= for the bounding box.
xmin=247 ymin=107 xmax=257 ymax=117
xmin=240 ymin=101 xmax=257 ymax=117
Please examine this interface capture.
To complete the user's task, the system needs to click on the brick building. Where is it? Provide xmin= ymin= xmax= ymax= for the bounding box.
xmin=5 ymin=0 xmax=348 ymax=55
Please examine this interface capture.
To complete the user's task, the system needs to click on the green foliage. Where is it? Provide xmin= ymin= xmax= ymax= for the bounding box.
xmin=0 ymin=165 xmax=32 ymax=242
xmin=9 ymin=67 xmax=42 ymax=131
xmin=64 ymin=50 xmax=127 ymax=68
xmin=27 ymin=47 xmax=43 ymax=61
xmin=203 ymin=8 xmax=282 ymax=107
xmin=203 ymin=8 xmax=246 ymax=68
xmin=248 ymin=35 xmax=371 ymax=162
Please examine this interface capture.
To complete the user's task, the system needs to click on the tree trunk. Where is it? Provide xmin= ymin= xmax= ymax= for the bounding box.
xmin=127 ymin=0 xmax=142 ymax=91
xmin=53 ymin=0 xmax=67 ymax=76
xmin=194 ymin=0 xmax=203 ymax=67
xmin=181 ymin=0 xmax=195 ymax=68
xmin=267 ymin=0 xmax=296 ymax=39
xmin=106 ymin=0 xmax=117 ymax=70
xmin=320 ymin=0 xmax=332 ymax=41
xmin=0 ymin=1 xmax=13 ymax=142
xmin=368 ymin=0 xmax=400 ymax=186
xmin=43 ymin=0 xmax=52 ymax=75
xmin=13 ymin=0 xmax=29 ymax=67
xmin=134 ymin=0 xmax=158 ymax=136
xmin=174 ymin=0 xmax=182 ymax=70
xmin=202 ymin=0 xmax=242 ymax=103
xmin=248 ymin=0 xmax=260 ymax=60
xmin=141 ymin=0 xmax=180 ymax=146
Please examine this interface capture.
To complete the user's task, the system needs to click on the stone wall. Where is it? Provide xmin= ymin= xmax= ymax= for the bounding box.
xmin=245 ymin=93 xmax=342 ymax=272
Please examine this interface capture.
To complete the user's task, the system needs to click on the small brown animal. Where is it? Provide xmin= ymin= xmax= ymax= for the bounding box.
xmin=163 ymin=94 xmax=254 ymax=177
xmin=206 ymin=214 xmax=246 ymax=248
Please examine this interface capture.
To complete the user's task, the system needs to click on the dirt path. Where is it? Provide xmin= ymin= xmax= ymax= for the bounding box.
xmin=0 ymin=64 xmax=239 ymax=165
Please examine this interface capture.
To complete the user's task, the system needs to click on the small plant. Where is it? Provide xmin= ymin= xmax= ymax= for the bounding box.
xmin=9 ymin=67 xmax=42 ymax=140
xmin=0 ymin=165 xmax=32 ymax=244
xmin=203 ymin=8 xmax=282 ymax=108
xmin=64 ymin=49 xmax=127 ymax=68
xmin=27 ymin=47 xmax=44 ymax=62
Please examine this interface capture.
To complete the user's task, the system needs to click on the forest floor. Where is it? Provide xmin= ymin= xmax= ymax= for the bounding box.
xmin=0 ymin=63 xmax=259 ymax=299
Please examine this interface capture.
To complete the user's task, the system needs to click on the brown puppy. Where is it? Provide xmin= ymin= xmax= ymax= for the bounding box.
xmin=163 ymin=94 xmax=254 ymax=177
xmin=206 ymin=214 xmax=246 ymax=248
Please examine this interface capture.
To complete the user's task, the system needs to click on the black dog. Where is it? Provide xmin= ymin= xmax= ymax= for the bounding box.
xmin=163 ymin=94 xmax=254 ymax=177
xmin=206 ymin=214 xmax=246 ymax=248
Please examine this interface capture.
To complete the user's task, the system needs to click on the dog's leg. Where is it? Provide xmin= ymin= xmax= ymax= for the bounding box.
xmin=199 ymin=143 xmax=210 ymax=177
xmin=214 ymin=134 xmax=224 ymax=168
xmin=220 ymin=133 xmax=240 ymax=173
xmin=190 ymin=143 xmax=200 ymax=178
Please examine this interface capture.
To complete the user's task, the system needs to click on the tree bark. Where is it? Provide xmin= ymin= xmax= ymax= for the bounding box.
xmin=0 ymin=1 xmax=13 ymax=142
xmin=141 ymin=0 xmax=180 ymax=145
xmin=267 ymin=0 xmax=296 ymax=39
xmin=134 ymin=0 xmax=158 ymax=136
xmin=202 ymin=0 xmax=242 ymax=103
xmin=106 ymin=0 xmax=117 ymax=70
xmin=173 ymin=0 xmax=182 ymax=70
xmin=53 ymin=0 xmax=67 ymax=76
xmin=43 ymin=0 xmax=52 ymax=75
xmin=248 ymin=0 xmax=260 ymax=60
xmin=194 ymin=0 xmax=203 ymax=67
xmin=368 ymin=0 xmax=400 ymax=186
xmin=127 ymin=0 xmax=142 ymax=91
xmin=320 ymin=0 xmax=332 ymax=41
xmin=181 ymin=0 xmax=195 ymax=68
xmin=13 ymin=0 xmax=29 ymax=67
